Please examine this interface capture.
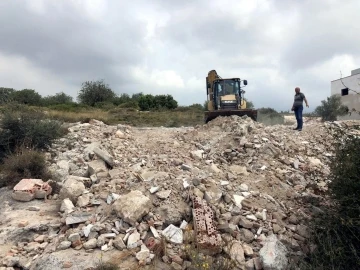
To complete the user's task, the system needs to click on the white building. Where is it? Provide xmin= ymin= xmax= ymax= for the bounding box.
xmin=331 ymin=68 xmax=360 ymax=120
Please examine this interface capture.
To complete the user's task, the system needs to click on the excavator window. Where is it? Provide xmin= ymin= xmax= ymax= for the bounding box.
xmin=215 ymin=80 xmax=240 ymax=96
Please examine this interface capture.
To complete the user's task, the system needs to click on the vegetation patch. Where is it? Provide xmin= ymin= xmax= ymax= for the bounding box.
xmin=301 ymin=124 xmax=360 ymax=269
xmin=257 ymin=107 xmax=285 ymax=125
xmin=0 ymin=148 xmax=51 ymax=188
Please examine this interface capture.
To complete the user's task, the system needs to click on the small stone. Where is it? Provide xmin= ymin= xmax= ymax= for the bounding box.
xmin=2 ymin=256 xmax=19 ymax=267
xmin=288 ymin=214 xmax=299 ymax=225
xmin=245 ymin=259 xmax=255 ymax=270
xmin=83 ymin=239 xmax=97 ymax=250
xmin=156 ymin=190 xmax=171 ymax=199
xmin=239 ymin=216 xmax=253 ymax=229
xmin=68 ymin=233 xmax=81 ymax=243
xmin=113 ymin=235 xmax=126 ymax=250
xmin=18 ymin=221 xmax=29 ymax=227
xmin=296 ymin=225 xmax=309 ymax=238
xmin=181 ymin=164 xmax=192 ymax=171
xmin=27 ymin=206 xmax=40 ymax=211
xmin=63 ymin=261 xmax=73 ymax=268
xmin=57 ymin=241 xmax=71 ymax=250
xmin=230 ymin=241 xmax=245 ymax=265
xmin=136 ymin=244 xmax=150 ymax=262
xmin=149 ymin=187 xmax=159 ymax=194
xmin=273 ymin=224 xmax=282 ymax=234
xmin=239 ymin=183 xmax=249 ymax=192
xmin=243 ymin=243 xmax=254 ymax=256
xmin=192 ymin=178 xmax=201 ymax=186
xmin=246 ymin=214 xmax=258 ymax=221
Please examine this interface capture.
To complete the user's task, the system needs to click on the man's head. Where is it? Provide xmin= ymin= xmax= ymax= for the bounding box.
xmin=295 ymin=87 xmax=300 ymax=94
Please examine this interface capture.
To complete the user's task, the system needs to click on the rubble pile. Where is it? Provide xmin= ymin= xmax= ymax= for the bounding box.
xmin=0 ymin=116 xmax=348 ymax=270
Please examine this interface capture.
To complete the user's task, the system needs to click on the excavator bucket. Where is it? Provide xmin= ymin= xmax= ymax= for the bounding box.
xmin=204 ymin=109 xmax=258 ymax=123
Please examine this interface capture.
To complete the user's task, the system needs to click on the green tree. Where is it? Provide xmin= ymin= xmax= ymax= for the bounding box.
xmin=138 ymin=94 xmax=155 ymax=111
xmin=42 ymin=92 xmax=73 ymax=106
xmin=77 ymin=80 xmax=116 ymax=106
xmin=0 ymin=87 xmax=15 ymax=104
xmin=10 ymin=89 xmax=42 ymax=106
xmin=314 ymin=94 xmax=349 ymax=121
xmin=113 ymin=93 xmax=131 ymax=106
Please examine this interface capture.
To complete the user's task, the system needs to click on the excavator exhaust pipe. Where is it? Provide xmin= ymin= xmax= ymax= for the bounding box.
xmin=204 ymin=109 xmax=258 ymax=123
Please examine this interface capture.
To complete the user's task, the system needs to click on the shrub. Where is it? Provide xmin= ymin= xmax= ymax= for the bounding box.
xmin=0 ymin=148 xmax=51 ymax=188
xmin=314 ymin=94 xmax=349 ymax=121
xmin=301 ymin=124 xmax=360 ymax=269
xmin=42 ymin=92 xmax=73 ymax=106
xmin=47 ymin=103 xmax=92 ymax=112
xmin=10 ymin=89 xmax=43 ymax=106
xmin=117 ymin=100 xmax=139 ymax=109
xmin=0 ymin=105 xmax=65 ymax=161
xmin=257 ymin=107 xmax=284 ymax=125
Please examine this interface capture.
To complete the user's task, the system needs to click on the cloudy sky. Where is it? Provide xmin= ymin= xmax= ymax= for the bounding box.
xmin=0 ymin=0 xmax=359 ymax=111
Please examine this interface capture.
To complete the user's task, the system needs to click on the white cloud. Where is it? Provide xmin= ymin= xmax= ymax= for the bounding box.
xmin=132 ymin=67 xmax=185 ymax=89
xmin=0 ymin=52 xmax=75 ymax=98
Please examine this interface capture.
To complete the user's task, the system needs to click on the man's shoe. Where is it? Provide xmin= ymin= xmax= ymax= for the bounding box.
xmin=293 ymin=127 xmax=299 ymax=130
xmin=297 ymin=129 xmax=302 ymax=131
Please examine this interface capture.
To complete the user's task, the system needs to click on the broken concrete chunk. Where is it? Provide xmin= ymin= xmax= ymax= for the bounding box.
xmin=87 ymin=159 xmax=108 ymax=176
xmin=230 ymin=165 xmax=249 ymax=175
xmin=113 ymin=235 xmax=126 ymax=250
xmin=127 ymin=231 xmax=141 ymax=249
xmin=59 ymin=177 xmax=86 ymax=204
xmin=259 ymin=234 xmax=288 ymax=270
xmin=233 ymin=194 xmax=245 ymax=208
xmin=190 ymin=150 xmax=204 ymax=160
xmin=230 ymin=241 xmax=245 ymax=265
xmin=60 ymin=198 xmax=75 ymax=214
xmin=107 ymin=193 xmax=121 ymax=204
xmin=65 ymin=213 xmax=92 ymax=225
xmin=156 ymin=190 xmax=171 ymax=199
xmin=162 ymin=224 xmax=183 ymax=244
xmin=113 ymin=190 xmax=151 ymax=226
xmin=149 ymin=187 xmax=159 ymax=194
xmin=136 ymin=244 xmax=150 ymax=262
xmin=83 ymin=239 xmax=97 ymax=250
xmin=77 ymin=193 xmax=93 ymax=207
xmin=12 ymin=179 xmax=52 ymax=202
xmin=93 ymin=147 xmax=115 ymax=167
xmin=204 ymin=184 xmax=223 ymax=204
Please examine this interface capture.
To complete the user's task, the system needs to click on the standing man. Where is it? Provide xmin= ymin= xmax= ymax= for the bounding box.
xmin=291 ymin=87 xmax=309 ymax=131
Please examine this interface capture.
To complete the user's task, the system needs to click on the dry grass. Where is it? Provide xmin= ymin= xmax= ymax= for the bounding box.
xmin=46 ymin=109 xmax=111 ymax=124
xmin=46 ymin=108 xmax=205 ymax=127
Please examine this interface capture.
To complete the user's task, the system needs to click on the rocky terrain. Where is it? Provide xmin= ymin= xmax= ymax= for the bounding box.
xmin=0 ymin=115 xmax=354 ymax=270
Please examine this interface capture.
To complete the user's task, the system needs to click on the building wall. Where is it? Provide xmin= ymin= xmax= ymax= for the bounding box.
xmin=331 ymin=72 xmax=360 ymax=120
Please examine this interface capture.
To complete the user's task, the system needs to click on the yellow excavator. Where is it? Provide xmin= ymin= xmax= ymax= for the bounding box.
xmin=204 ymin=70 xmax=258 ymax=123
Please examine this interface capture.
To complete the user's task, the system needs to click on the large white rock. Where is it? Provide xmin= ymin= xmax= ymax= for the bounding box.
xmin=260 ymin=234 xmax=288 ymax=270
xmin=59 ymin=177 xmax=86 ymax=204
xmin=112 ymin=190 xmax=151 ymax=225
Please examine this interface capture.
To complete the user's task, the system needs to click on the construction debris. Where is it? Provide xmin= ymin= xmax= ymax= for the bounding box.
xmin=0 ymin=116 xmax=355 ymax=269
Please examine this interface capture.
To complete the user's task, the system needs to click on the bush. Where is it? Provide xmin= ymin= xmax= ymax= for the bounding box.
xmin=10 ymin=89 xmax=43 ymax=106
xmin=257 ymin=107 xmax=285 ymax=125
xmin=301 ymin=124 xmax=360 ymax=269
xmin=0 ymin=105 xmax=65 ymax=161
xmin=47 ymin=103 xmax=92 ymax=112
xmin=314 ymin=94 xmax=349 ymax=121
xmin=77 ymin=80 xmax=116 ymax=106
xmin=42 ymin=92 xmax=73 ymax=106
xmin=0 ymin=148 xmax=51 ymax=188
